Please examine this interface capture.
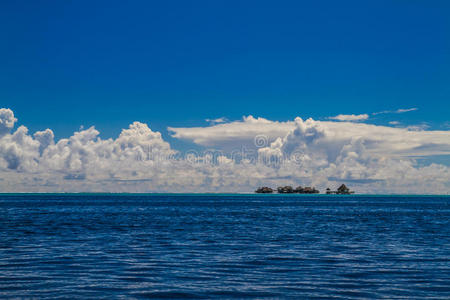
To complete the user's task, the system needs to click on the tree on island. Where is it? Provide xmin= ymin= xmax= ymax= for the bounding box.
xmin=255 ymin=184 xmax=353 ymax=194
xmin=255 ymin=187 xmax=274 ymax=193
xmin=277 ymin=186 xmax=294 ymax=193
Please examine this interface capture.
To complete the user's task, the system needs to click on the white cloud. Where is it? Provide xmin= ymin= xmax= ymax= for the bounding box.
xmin=0 ymin=108 xmax=17 ymax=136
xmin=34 ymin=129 xmax=54 ymax=155
xmin=329 ymin=114 xmax=369 ymax=122
xmin=169 ymin=115 xmax=294 ymax=150
xmin=170 ymin=116 xmax=450 ymax=158
xmin=373 ymin=107 xmax=418 ymax=115
xmin=0 ymin=125 xmax=40 ymax=171
xmin=0 ymin=108 xmax=449 ymax=194
xmin=205 ymin=117 xmax=228 ymax=125
xmin=405 ymin=124 xmax=430 ymax=131
xmin=396 ymin=108 xmax=418 ymax=113
xmin=254 ymin=118 xmax=450 ymax=194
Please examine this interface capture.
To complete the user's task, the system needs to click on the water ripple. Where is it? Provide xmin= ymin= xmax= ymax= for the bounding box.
xmin=0 ymin=194 xmax=449 ymax=299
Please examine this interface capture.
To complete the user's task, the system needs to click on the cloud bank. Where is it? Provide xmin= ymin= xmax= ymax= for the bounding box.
xmin=1 ymin=108 xmax=449 ymax=194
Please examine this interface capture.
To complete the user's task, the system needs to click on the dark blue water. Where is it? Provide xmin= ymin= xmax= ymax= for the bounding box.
xmin=1 ymin=194 xmax=449 ymax=299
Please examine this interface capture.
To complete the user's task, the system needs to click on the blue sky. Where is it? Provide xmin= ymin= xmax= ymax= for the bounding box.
xmin=0 ymin=1 xmax=450 ymax=193
xmin=1 ymin=0 xmax=449 ymax=141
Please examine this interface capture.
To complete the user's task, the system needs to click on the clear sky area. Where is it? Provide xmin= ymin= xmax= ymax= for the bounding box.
xmin=1 ymin=0 xmax=449 ymax=138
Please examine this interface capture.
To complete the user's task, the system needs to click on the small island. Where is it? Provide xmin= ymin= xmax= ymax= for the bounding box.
xmin=255 ymin=184 xmax=354 ymax=194
xmin=254 ymin=186 xmax=274 ymax=193
xmin=326 ymin=184 xmax=354 ymax=195
xmin=255 ymin=185 xmax=319 ymax=194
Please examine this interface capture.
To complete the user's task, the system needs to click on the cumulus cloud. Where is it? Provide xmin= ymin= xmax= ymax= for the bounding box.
xmin=329 ymin=114 xmax=369 ymax=122
xmin=169 ymin=116 xmax=450 ymax=193
xmin=34 ymin=129 xmax=54 ymax=155
xmin=170 ymin=116 xmax=450 ymax=158
xmin=0 ymin=125 xmax=40 ymax=171
xmin=0 ymin=108 xmax=449 ymax=194
xmin=0 ymin=108 xmax=17 ymax=136
xmin=254 ymin=118 xmax=450 ymax=194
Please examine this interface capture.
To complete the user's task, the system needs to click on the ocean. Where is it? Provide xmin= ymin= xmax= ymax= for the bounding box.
xmin=0 ymin=194 xmax=449 ymax=299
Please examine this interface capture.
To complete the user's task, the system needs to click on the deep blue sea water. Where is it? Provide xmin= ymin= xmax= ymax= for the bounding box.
xmin=0 ymin=194 xmax=449 ymax=299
